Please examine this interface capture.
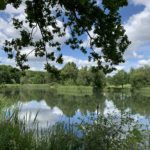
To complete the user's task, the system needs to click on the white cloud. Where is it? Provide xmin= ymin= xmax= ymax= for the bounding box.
xmin=124 ymin=50 xmax=144 ymax=60
xmin=0 ymin=54 xmax=97 ymax=71
xmin=0 ymin=17 xmax=20 ymax=46
xmin=108 ymin=65 xmax=125 ymax=76
xmin=132 ymin=51 xmax=143 ymax=59
xmin=125 ymin=1 xmax=150 ymax=50
xmin=27 ymin=55 xmax=97 ymax=71
xmin=115 ymin=65 xmax=125 ymax=71
xmin=138 ymin=59 xmax=150 ymax=66
xmin=4 ymin=4 xmax=25 ymax=15
xmin=63 ymin=55 xmax=96 ymax=69
xmin=47 ymin=19 xmax=70 ymax=44
xmin=0 ymin=2 xmax=70 ymax=43
xmin=131 ymin=0 xmax=150 ymax=6
xmin=10 ymin=100 xmax=63 ymax=129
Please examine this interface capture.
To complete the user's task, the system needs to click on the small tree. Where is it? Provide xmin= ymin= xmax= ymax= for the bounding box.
xmin=89 ymin=68 xmax=106 ymax=88
xmin=130 ymin=66 xmax=150 ymax=88
xmin=61 ymin=62 xmax=78 ymax=85
xmin=76 ymin=67 xmax=91 ymax=86
xmin=113 ymin=70 xmax=128 ymax=88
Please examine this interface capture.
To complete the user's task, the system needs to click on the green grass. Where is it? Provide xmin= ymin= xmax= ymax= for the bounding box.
xmin=139 ymin=87 xmax=150 ymax=97
xmin=140 ymin=86 xmax=150 ymax=91
xmin=4 ymin=84 xmax=50 ymax=88
xmin=1 ymin=84 xmax=94 ymax=96
xmin=106 ymin=84 xmax=131 ymax=88
xmin=131 ymin=86 xmax=150 ymax=97
xmin=56 ymin=85 xmax=93 ymax=96
xmin=105 ymin=84 xmax=131 ymax=92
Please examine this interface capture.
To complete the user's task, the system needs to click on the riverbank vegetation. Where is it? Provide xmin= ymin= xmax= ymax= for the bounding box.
xmin=0 ymin=102 xmax=149 ymax=150
xmin=0 ymin=63 xmax=105 ymax=89
xmin=139 ymin=87 xmax=150 ymax=97
xmin=1 ymin=64 xmax=150 ymax=92
xmin=106 ymin=65 xmax=150 ymax=90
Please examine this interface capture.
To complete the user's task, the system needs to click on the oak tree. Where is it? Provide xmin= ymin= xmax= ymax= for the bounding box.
xmin=1 ymin=0 xmax=130 ymax=73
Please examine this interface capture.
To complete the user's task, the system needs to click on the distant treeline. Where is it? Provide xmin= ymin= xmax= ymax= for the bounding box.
xmin=0 ymin=64 xmax=150 ymax=89
xmin=0 ymin=63 xmax=105 ymax=88
xmin=107 ymin=65 xmax=150 ymax=88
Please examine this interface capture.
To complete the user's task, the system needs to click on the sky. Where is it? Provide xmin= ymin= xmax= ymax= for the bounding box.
xmin=0 ymin=0 xmax=150 ymax=73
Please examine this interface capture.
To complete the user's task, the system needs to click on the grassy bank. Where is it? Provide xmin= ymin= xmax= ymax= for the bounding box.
xmin=1 ymin=84 xmax=50 ymax=88
xmin=0 ymin=84 xmax=94 ymax=96
xmin=105 ymin=84 xmax=131 ymax=91
xmin=56 ymin=85 xmax=93 ymax=96
xmin=139 ymin=87 xmax=150 ymax=97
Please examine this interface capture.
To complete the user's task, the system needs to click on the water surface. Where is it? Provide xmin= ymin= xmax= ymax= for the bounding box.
xmin=0 ymin=87 xmax=150 ymax=129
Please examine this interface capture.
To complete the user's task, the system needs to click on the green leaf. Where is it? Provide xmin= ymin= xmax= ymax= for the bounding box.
xmin=56 ymin=54 xmax=63 ymax=64
xmin=0 ymin=0 xmax=6 ymax=10
xmin=80 ymin=0 xmax=87 ymax=5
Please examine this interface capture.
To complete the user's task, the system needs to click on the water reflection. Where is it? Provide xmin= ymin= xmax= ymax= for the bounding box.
xmin=0 ymin=88 xmax=105 ymax=117
xmin=103 ymin=99 xmax=150 ymax=129
xmin=17 ymin=100 xmax=63 ymax=128
xmin=6 ymin=98 xmax=149 ymax=130
xmin=0 ymin=87 xmax=150 ymax=129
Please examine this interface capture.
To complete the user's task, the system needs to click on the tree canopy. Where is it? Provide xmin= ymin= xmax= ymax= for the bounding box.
xmin=129 ymin=66 xmax=150 ymax=88
xmin=0 ymin=64 xmax=105 ymax=88
xmin=106 ymin=65 xmax=150 ymax=89
xmin=112 ymin=70 xmax=128 ymax=87
xmin=0 ymin=65 xmax=20 ymax=84
xmin=61 ymin=62 xmax=78 ymax=84
xmin=1 ymin=0 xmax=130 ymax=73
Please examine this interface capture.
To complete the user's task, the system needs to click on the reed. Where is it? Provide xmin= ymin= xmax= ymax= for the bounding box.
xmin=0 ymin=105 xmax=149 ymax=150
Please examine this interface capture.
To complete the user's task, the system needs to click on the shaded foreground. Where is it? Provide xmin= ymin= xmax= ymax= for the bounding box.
xmin=0 ymin=106 xmax=149 ymax=150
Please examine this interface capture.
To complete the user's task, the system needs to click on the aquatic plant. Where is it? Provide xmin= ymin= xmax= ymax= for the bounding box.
xmin=0 ymin=105 xmax=149 ymax=150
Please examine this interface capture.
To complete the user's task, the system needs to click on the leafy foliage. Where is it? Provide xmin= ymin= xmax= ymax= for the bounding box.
xmin=76 ymin=67 xmax=92 ymax=86
xmin=0 ymin=64 xmax=105 ymax=88
xmin=1 ymin=0 xmax=130 ymax=73
xmin=0 ymin=65 xmax=21 ymax=84
xmin=113 ymin=70 xmax=129 ymax=87
xmin=61 ymin=62 xmax=78 ymax=84
xmin=130 ymin=66 xmax=150 ymax=89
xmin=106 ymin=65 xmax=150 ymax=89
xmin=0 ymin=0 xmax=6 ymax=10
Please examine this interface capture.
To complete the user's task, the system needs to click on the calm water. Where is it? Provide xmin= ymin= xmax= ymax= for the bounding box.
xmin=0 ymin=87 xmax=150 ymax=129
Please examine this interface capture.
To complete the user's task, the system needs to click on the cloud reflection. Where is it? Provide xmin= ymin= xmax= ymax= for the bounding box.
xmin=15 ymin=100 xmax=64 ymax=129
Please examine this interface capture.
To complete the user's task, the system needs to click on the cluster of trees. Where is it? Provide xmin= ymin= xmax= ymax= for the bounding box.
xmin=130 ymin=66 xmax=150 ymax=88
xmin=107 ymin=70 xmax=129 ymax=88
xmin=107 ymin=65 xmax=150 ymax=88
xmin=1 ymin=63 xmax=150 ymax=89
xmin=0 ymin=65 xmax=20 ymax=84
xmin=60 ymin=63 xmax=105 ymax=88
xmin=0 ymin=63 xmax=105 ymax=88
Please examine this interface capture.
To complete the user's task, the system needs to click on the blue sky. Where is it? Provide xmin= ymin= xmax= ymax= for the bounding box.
xmin=0 ymin=0 xmax=150 ymax=73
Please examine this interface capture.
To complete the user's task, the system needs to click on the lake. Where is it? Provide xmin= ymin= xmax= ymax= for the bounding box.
xmin=0 ymin=87 xmax=150 ymax=130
